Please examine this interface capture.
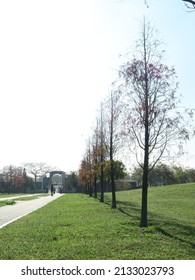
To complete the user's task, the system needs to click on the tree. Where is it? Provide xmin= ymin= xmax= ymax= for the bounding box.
xmin=90 ymin=119 xmax=101 ymax=198
xmin=131 ymin=164 xmax=176 ymax=186
xmin=2 ymin=165 xmax=15 ymax=191
xmin=104 ymin=160 xmax=127 ymax=183
xmin=119 ymin=19 xmax=194 ymax=227
xmin=78 ymin=148 xmax=93 ymax=195
xmin=22 ymin=168 xmax=34 ymax=192
xmin=86 ymin=140 xmax=93 ymax=197
xmin=99 ymin=103 xmax=106 ymax=202
xmin=131 ymin=163 xmax=195 ymax=186
xmin=149 ymin=164 xmax=175 ymax=186
xmin=1 ymin=165 xmax=26 ymax=192
xmin=66 ymin=172 xmax=78 ymax=191
xmin=24 ymin=162 xmax=52 ymax=189
xmin=78 ymin=160 xmax=89 ymax=193
xmin=172 ymin=165 xmax=189 ymax=184
xmin=104 ymin=90 xmax=123 ymax=208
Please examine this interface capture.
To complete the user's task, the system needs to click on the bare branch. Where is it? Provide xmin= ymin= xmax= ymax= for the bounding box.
xmin=182 ymin=0 xmax=195 ymax=7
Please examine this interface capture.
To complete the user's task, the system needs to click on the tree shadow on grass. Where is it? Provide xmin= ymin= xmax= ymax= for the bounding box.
xmin=155 ymin=225 xmax=195 ymax=249
xmin=116 ymin=200 xmax=141 ymax=222
xmin=115 ymin=198 xmax=195 ymax=252
xmin=97 ymin=194 xmax=195 ymax=253
xmin=148 ymin=212 xmax=195 ymax=251
xmin=97 ymin=194 xmax=141 ymax=221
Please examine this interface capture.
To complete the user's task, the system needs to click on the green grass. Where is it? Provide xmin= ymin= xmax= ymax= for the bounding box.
xmin=0 ymin=200 xmax=16 ymax=207
xmin=14 ymin=194 xmax=49 ymax=201
xmin=0 ymin=183 xmax=194 ymax=260
xmin=0 ymin=193 xmax=30 ymax=198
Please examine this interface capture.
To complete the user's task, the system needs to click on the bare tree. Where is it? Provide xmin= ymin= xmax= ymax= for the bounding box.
xmin=104 ymin=89 xmax=123 ymax=208
xmin=91 ymin=119 xmax=100 ymax=199
xmin=119 ymin=20 xmax=194 ymax=227
xmin=182 ymin=0 xmax=195 ymax=8
xmin=24 ymin=162 xmax=52 ymax=189
xmin=79 ymin=137 xmax=97 ymax=195
xmin=78 ymin=159 xmax=90 ymax=194
xmin=90 ymin=108 xmax=108 ymax=202
xmin=99 ymin=103 xmax=106 ymax=203
xmin=2 ymin=165 xmax=26 ymax=192
xmin=86 ymin=139 xmax=93 ymax=197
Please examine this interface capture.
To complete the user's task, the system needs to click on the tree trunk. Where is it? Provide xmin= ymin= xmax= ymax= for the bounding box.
xmin=110 ymin=92 xmax=117 ymax=208
xmin=140 ymin=160 xmax=148 ymax=227
xmin=140 ymin=20 xmax=149 ymax=227
xmin=94 ymin=174 xmax=97 ymax=198
xmin=34 ymin=175 xmax=37 ymax=190
xmin=100 ymin=102 xmax=104 ymax=203
xmin=100 ymin=163 xmax=104 ymax=202
xmin=111 ymin=159 xmax=116 ymax=208
xmin=89 ymin=180 xmax=92 ymax=197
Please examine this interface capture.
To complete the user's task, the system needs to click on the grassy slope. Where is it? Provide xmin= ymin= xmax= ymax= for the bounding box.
xmin=0 ymin=183 xmax=194 ymax=260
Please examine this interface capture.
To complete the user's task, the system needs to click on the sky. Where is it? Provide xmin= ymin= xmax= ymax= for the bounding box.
xmin=0 ymin=0 xmax=195 ymax=173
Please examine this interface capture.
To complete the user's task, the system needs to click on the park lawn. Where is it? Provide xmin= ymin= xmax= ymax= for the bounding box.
xmin=0 ymin=200 xmax=16 ymax=207
xmin=0 ymin=183 xmax=194 ymax=260
xmin=14 ymin=194 xmax=49 ymax=201
xmin=0 ymin=193 xmax=28 ymax=199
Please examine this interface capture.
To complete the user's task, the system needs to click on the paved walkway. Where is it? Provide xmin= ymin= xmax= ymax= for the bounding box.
xmin=0 ymin=193 xmax=43 ymax=201
xmin=0 ymin=194 xmax=63 ymax=229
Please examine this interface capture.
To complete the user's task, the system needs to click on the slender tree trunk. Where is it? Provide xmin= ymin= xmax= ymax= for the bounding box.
xmin=140 ymin=86 xmax=149 ymax=227
xmin=100 ymin=162 xmax=104 ymax=202
xmin=34 ymin=175 xmax=37 ymax=190
xmin=93 ymin=153 xmax=97 ymax=198
xmin=89 ymin=179 xmax=92 ymax=197
xmin=100 ymin=103 xmax=104 ymax=203
xmin=86 ymin=183 xmax=89 ymax=194
xmin=110 ymin=95 xmax=116 ymax=208
xmin=140 ymin=19 xmax=149 ymax=227
xmin=140 ymin=142 xmax=149 ymax=227
xmin=94 ymin=174 xmax=97 ymax=198
xmin=94 ymin=124 xmax=98 ymax=199
xmin=111 ymin=159 xmax=116 ymax=208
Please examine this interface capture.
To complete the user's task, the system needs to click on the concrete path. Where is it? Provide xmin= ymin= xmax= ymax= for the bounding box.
xmin=0 ymin=194 xmax=63 ymax=229
xmin=0 ymin=193 xmax=43 ymax=201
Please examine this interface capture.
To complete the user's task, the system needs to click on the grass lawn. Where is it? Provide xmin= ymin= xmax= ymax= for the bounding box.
xmin=0 ymin=183 xmax=194 ymax=260
xmin=0 ymin=194 xmax=49 ymax=207
xmin=0 ymin=193 xmax=28 ymax=199
xmin=0 ymin=200 xmax=16 ymax=207
xmin=14 ymin=194 xmax=49 ymax=201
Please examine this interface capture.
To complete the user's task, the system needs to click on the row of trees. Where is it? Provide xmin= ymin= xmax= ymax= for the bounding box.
xmin=0 ymin=166 xmax=30 ymax=193
xmin=78 ymin=159 xmax=127 ymax=196
xmin=78 ymin=87 xmax=126 ymax=208
xmin=0 ymin=162 xmax=80 ymax=194
xmin=131 ymin=163 xmax=195 ymax=186
xmin=0 ymin=162 xmax=54 ymax=193
xmin=79 ymin=19 xmax=195 ymax=227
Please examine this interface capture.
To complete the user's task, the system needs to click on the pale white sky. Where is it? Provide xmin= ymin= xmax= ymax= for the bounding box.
xmin=0 ymin=0 xmax=195 ymax=172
